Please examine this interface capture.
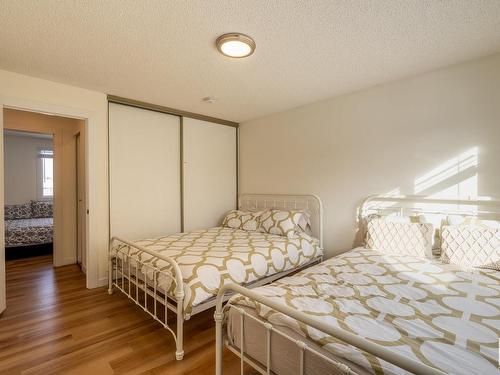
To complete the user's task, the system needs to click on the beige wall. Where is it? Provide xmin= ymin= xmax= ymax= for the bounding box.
xmin=4 ymin=109 xmax=82 ymax=267
xmin=0 ymin=69 xmax=108 ymax=288
xmin=4 ymin=133 xmax=53 ymax=204
xmin=240 ymin=53 xmax=500 ymax=259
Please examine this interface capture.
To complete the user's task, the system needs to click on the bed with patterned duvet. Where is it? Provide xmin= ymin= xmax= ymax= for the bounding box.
xmin=4 ymin=201 xmax=53 ymax=247
xmin=113 ymin=225 xmax=323 ymax=316
xmin=227 ymin=246 xmax=500 ymax=375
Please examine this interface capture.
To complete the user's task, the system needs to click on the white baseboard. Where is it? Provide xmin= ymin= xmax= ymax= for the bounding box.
xmin=53 ymin=256 xmax=77 ymax=267
xmin=97 ymin=276 xmax=108 ymax=288
xmin=62 ymin=257 xmax=77 ymax=266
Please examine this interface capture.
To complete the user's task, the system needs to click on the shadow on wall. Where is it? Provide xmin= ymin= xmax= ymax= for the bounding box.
xmin=352 ymin=147 xmax=480 ymax=247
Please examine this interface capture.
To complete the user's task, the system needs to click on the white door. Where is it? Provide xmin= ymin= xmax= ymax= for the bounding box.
xmin=109 ymin=103 xmax=181 ymax=239
xmin=76 ymin=132 xmax=86 ymax=268
xmin=183 ymin=118 xmax=237 ymax=231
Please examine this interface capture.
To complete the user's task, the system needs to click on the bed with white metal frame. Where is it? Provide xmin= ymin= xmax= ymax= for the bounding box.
xmin=108 ymin=193 xmax=324 ymax=361
xmin=215 ymin=195 xmax=500 ymax=375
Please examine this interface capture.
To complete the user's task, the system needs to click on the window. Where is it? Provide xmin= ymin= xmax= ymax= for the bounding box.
xmin=38 ymin=148 xmax=53 ymax=199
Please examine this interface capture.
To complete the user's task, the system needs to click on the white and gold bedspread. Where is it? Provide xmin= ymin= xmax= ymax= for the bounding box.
xmin=230 ymin=247 xmax=500 ymax=375
xmin=113 ymin=227 xmax=322 ymax=315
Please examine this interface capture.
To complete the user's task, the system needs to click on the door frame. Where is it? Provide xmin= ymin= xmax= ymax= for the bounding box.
xmin=0 ymin=96 xmax=97 ymax=313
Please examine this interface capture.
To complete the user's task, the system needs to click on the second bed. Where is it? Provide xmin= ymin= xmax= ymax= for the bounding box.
xmin=108 ymin=193 xmax=324 ymax=360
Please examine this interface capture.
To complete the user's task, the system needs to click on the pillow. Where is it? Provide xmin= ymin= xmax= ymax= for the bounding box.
xmin=4 ymin=203 xmax=32 ymax=220
xmin=31 ymin=200 xmax=53 ymax=218
xmin=366 ymin=218 xmax=434 ymax=258
xmin=259 ymin=209 xmax=305 ymax=238
xmin=441 ymin=224 xmax=500 ymax=270
xmin=296 ymin=209 xmax=312 ymax=235
xmin=222 ymin=210 xmax=262 ymax=231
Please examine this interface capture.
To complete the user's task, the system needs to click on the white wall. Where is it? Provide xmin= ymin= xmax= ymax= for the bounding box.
xmin=0 ymin=69 xmax=108 ymax=288
xmin=240 ymin=53 xmax=500 ymax=259
xmin=4 ymin=134 xmax=53 ymax=205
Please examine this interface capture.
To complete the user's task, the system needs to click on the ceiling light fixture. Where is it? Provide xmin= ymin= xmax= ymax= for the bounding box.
xmin=202 ymin=96 xmax=215 ymax=103
xmin=216 ymin=33 xmax=256 ymax=58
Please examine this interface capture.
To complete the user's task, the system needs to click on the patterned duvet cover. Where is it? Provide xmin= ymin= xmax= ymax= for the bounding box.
xmin=5 ymin=218 xmax=53 ymax=247
xmin=230 ymin=247 xmax=500 ymax=375
xmin=112 ymin=227 xmax=322 ymax=316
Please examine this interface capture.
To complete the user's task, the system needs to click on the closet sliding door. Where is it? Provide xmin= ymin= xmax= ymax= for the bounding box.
xmin=183 ymin=118 xmax=237 ymax=231
xmin=109 ymin=103 xmax=181 ymax=239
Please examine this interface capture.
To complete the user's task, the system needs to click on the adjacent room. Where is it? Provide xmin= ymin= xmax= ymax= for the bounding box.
xmin=0 ymin=1 xmax=498 ymax=375
xmin=4 ymin=130 xmax=54 ymax=260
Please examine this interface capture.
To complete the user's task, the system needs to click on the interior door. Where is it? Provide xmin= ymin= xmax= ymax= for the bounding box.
xmin=109 ymin=103 xmax=181 ymax=239
xmin=183 ymin=118 xmax=237 ymax=231
xmin=76 ymin=133 xmax=84 ymax=268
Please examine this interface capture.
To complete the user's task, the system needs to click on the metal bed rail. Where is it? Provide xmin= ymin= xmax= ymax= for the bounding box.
xmin=109 ymin=236 xmax=185 ymax=360
xmin=214 ymin=284 xmax=445 ymax=375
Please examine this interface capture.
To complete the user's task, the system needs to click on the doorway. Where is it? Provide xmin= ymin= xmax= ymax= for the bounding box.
xmin=4 ymin=130 xmax=54 ymax=260
xmin=2 ymin=108 xmax=87 ymax=286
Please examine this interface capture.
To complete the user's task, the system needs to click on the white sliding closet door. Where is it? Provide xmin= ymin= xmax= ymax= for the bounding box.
xmin=109 ymin=103 xmax=181 ymax=239
xmin=183 ymin=118 xmax=237 ymax=231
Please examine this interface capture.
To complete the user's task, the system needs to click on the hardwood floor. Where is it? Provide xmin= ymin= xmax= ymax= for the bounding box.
xmin=0 ymin=256 xmax=251 ymax=374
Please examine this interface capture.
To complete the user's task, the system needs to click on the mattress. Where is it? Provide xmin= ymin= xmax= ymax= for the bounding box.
xmin=228 ymin=247 xmax=500 ymax=375
xmin=112 ymin=227 xmax=322 ymax=316
xmin=4 ymin=218 xmax=53 ymax=247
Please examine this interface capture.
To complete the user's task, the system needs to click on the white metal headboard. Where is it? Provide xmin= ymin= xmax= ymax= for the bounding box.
xmin=239 ymin=193 xmax=323 ymax=247
xmin=360 ymin=194 xmax=500 ymax=220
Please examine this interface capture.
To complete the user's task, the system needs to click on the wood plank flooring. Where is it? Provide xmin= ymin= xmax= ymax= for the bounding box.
xmin=0 ymin=256 xmax=251 ymax=374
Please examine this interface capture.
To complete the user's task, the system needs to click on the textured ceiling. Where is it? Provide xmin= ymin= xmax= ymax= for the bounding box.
xmin=1 ymin=1 xmax=500 ymax=122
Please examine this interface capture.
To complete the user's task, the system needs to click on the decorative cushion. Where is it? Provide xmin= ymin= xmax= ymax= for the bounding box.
xmin=441 ymin=225 xmax=500 ymax=270
xmin=4 ymin=203 xmax=32 ymax=220
xmin=31 ymin=200 xmax=53 ymax=218
xmin=366 ymin=218 xmax=434 ymax=258
xmin=222 ymin=210 xmax=262 ymax=231
xmin=259 ymin=209 xmax=304 ymax=238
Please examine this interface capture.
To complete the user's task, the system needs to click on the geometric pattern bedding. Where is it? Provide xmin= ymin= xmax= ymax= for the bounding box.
xmin=230 ymin=247 xmax=500 ymax=375
xmin=4 ymin=218 xmax=53 ymax=247
xmin=112 ymin=227 xmax=322 ymax=316
xmin=441 ymin=225 xmax=500 ymax=271
xmin=366 ymin=219 xmax=434 ymax=258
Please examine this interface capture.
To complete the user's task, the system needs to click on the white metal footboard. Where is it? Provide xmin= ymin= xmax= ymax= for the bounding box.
xmin=214 ymin=284 xmax=445 ymax=375
xmin=109 ymin=237 xmax=185 ymax=360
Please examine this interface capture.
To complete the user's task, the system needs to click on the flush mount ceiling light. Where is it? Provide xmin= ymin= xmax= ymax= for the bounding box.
xmin=216 ymin=33 xmax=256 ymax=58
xmin=202 ymin=96 xmax=216 ymax=103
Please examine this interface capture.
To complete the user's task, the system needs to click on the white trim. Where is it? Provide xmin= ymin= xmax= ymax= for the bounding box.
xmin=61 ymin=256 xmax=77 ymax=266
xmin=0 ymin=95 xmax=98 ymax=289
xmin=98 ymin=276 xmax=108 ymax=287
xmin=36 ymin=147 xmax=54 ymax=200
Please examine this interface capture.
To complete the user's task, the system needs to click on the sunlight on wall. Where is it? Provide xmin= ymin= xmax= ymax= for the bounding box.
xmin=414 ymin=147 xmax=480 ymax=216
xmin=414 ymin=147 xmax=478 ymax=198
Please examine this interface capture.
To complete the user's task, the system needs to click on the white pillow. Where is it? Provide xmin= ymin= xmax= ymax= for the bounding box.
xmin=366 ymin=218 xmax=434 ymax=258
xmin=441 ymin=224 xmax=500 ymax=270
